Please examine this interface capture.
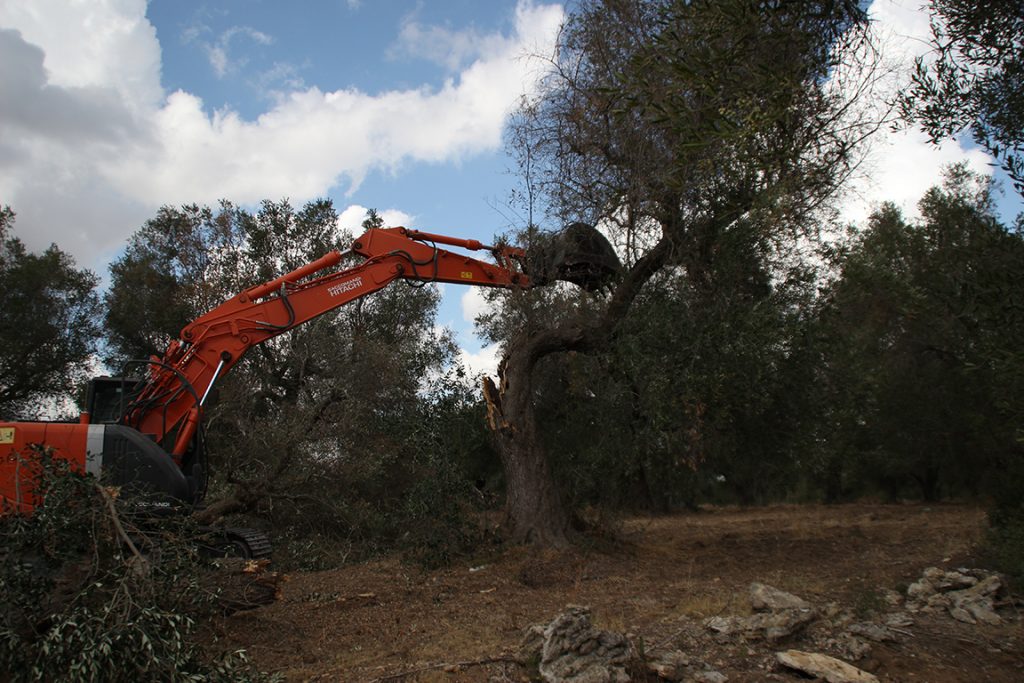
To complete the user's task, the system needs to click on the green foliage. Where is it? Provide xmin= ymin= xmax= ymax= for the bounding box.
xmin=521 ymin=224 xmax=817 ymax=510
xmin=479 ymin=0 xmax=876 ymax=540
xmin=263 ymin=364 xmax=494 ymax=571
xmin=0 ymin=207 xmax=100 ymax=419
xmin=899 ymin=0 xmax=1024 ymax=195
xmin=988 ymin=466 xmax=1024 ymax=588
xmin=810 ymin=166 xmax=1024 ymax=501
xmin=515 ymin=0 xmax=871 ymax=234
xmin=399 ymin=460 xmax=487 ymax=569
xmin=491 ymin=154 xmax=1024 ymax=524
xmin=0 ymin=451 xmax=276 ymax=682
xmin=103 ymin=199 xmax=334 ymax=365
xmin=104 ymin=199 xmax=490 ymax=567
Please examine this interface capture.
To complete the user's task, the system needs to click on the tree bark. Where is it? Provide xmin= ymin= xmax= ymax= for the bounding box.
xmin=483 ymin=237 xmax=675 ymax=545
xmin=483 ymin=327 xmax=586 ymax=545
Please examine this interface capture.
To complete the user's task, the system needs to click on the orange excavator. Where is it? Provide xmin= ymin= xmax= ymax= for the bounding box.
xmin=0 ymin=223 xmax=619 ymax=556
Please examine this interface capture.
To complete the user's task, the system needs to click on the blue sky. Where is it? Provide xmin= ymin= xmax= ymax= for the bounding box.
xmin=1 ymin=0 xmax=1019 ymax=375
xmin=143 ymin=0 xmax=544 ymax=358
xmin=149 ymin=1 xmax=517 ymax=112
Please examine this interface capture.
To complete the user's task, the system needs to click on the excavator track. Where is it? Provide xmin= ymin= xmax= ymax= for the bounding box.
xmin=199 ymin=526 xmax=273 ymax=560
xmin=224 ymin=527 xmax=273 ymax=559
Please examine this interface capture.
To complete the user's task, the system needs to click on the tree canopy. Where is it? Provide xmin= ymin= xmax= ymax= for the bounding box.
xmin=103 ymin=199 xmax=481 ymax=567
xmin=810 ymin=165 xmax=1024 ymax=501
xmin=0 ymin=207 xmax=100 ymax=419
xmin=480 ymin=0 xmax=876 ymax=544
xmin=899 ymin=0 xmax=1024 ymax=195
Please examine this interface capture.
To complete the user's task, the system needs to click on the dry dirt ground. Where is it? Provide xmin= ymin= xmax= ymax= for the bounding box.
xmin=211 ymin=504 xmax=1023 ymax=682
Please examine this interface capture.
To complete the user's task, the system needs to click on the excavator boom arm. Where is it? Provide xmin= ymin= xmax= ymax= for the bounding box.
xmin=1 ymin=220 xmax=619 ymax=514
xmin=125 ymin=227 xmax=530 ymax=460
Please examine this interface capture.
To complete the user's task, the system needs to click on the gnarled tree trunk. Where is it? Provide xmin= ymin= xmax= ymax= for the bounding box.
xmin=483 ymin=239 xmax=672 ymax=546
xmin=482 ymin=328 xmax=585 ymax=545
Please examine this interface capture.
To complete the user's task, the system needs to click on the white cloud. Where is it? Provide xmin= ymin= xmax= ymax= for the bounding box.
xmin=426 ymin=323 xmax=500 ymax=379
xmin=380 ymin=208 xmax=415 ymax=228
xmin=457 ymin=288 xmax=504 ymax=377
xmin=122 ymin=1 xmax=562 ymax=210
xmin=839 ymin=0 xmax=994 ymax=225
xmin=461 ymin=287 xmax=493 ymax=324
xmin=190 ymin=25 xmax=275 ymax=78
xmin=336 ymin=205 xmax=368 ymax=232
xmin=841 ymin=129 xmax=992 ymax=226
xmin=253 ymin=61 xmax=308 ymax=98
xmin=336 ymin=204 xmax=415 ymax=232
xmin=869 ymin=0 xmax=934 ymax=67
xmin=390 ymin=15 xmax=496 ymax=72
xmin=0 ymin=1 xmax=564 ymax=271
xmin=0 ymin=0 xmax=162 ymax=112
xmin=459 ymin=342 xmax=502 ymax=378
xmin=0 ymin=23 xmax=156 ymax=266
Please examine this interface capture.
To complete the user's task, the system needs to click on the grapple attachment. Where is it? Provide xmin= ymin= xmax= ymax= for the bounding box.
xmin=526 ymin=223 xmax=622 ymax=293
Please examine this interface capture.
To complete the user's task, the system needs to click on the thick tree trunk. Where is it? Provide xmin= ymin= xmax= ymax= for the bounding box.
xmin=913 ymin=463 xmax=941 ymax=502
xmin=482 ymin=237 xmax=675 ymax=546
xmin=489 ymin=408 xmax=571 ymax=545
xmin=483 ymin=329 xmax=584 ymax=546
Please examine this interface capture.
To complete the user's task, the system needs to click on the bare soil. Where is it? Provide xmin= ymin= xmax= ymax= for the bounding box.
xmin=212 ymin=503 xmax=1023 ymax=682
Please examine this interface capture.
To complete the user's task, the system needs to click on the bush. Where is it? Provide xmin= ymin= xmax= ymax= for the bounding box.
xmin=988 ymin=513 xmax=1024 ymax=589
xmin=987 ymin=456 xmax=1024 ymax=589
xmin=0 ymin=450 xmax=277 ymax=682
xmin=399 ymin=466 xmax=490 ymax=569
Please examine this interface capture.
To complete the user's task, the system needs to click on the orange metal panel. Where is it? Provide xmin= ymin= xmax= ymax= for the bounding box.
xmin=0 ymin=422 xmax=88 ymax=513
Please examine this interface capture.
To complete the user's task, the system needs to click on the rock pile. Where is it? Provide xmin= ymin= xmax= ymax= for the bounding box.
xmin=520 ymin=569 xmax=1010 ymax=682
xmin=521 ymin=605 xmax=631 ymax=683
xmin=704 ymin=582 xmax=816 ymax=642
xmin=904 ymin=566 xmax=1004 ymax=625
xmin=521 ymin=606 xmax=728 ymax=683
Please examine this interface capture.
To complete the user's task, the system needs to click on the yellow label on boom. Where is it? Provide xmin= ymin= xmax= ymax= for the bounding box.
xmin=0 ymin=427 xmax=15 ymax=444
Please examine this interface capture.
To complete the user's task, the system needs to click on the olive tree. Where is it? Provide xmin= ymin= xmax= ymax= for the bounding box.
xmin=104 ymin=201 xmax=472 ymax=564
xmin=483 ymin=0 xmax=879 ymax=545
xmin=0 ymin=207 xmax=100 ymax=419
xmin=899 ymin=0 xmax=1024 ymax=195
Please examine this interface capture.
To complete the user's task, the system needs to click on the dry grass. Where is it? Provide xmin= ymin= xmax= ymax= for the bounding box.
xmin=212 ymin=503 xmax=1023 ymax=682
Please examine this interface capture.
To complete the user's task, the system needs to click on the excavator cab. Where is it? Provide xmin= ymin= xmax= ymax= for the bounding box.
xmin=83 ymin=376 xmax=141 ymax=424
xmin=525 ymin=223 xmax=621 ymax=293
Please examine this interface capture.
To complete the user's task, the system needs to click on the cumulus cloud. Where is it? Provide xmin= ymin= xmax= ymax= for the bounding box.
xmin=461 ymin=287 xmax=493 ymax=325
xmin=458 ymin=342 xmax=502 ymax=378
xmin=336 ymin=204 xmax=415 ymax=233
xmin=0 ymin=0 xmax=162 ymax=111
xmin=108 ymin=2 xmax=563 ymax=208
xmin=0 ymin=29 xmax=140 ymax=147
xmin=839 ymin=0 xmax=993 ymax=225
xmin=0 ymin=0 xmax=161 ymax=265
xmin=0 ymin=0 xmax=564 ymax=270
